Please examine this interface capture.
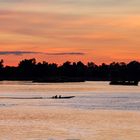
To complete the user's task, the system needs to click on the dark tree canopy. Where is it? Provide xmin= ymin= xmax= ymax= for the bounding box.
xmin=0 ymin=58 xmax=140 ymax=82
xmin=0 ymin=59 xmax=4 ymax=69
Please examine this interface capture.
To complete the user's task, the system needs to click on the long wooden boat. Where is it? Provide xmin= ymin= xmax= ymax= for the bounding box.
xmin=51 ymin=96 xmax=75 ymax=99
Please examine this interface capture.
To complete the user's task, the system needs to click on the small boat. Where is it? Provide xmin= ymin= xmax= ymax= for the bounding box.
xmin=51 ymin=96 xmax=75 ymax=99
xmin=109 ymin=80 xmax=139 ymax=86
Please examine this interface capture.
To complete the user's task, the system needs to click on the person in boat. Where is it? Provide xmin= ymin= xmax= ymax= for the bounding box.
xmin=52 ymin=95 xmax=75 ymax=99
xmin=54 ymin=95 xmax=58 ymax=98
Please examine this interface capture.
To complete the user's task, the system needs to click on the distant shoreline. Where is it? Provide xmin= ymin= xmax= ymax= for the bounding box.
xmin=0 ymin=79 xmax=109 ymax=83
xmin=0 ymin=59 xmax=140 ymax=82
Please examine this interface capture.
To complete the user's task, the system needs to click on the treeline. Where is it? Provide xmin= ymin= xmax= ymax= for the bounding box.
xmin=0 ymin=58 xmax=140 ymax=81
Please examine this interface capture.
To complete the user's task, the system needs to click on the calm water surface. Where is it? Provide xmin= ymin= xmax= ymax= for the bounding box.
xmin=0 ymin=81 xmax=140 ymax=111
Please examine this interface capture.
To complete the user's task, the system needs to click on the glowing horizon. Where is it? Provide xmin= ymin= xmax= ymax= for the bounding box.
xmin=0 ymin=0 xmax=140 ymax=66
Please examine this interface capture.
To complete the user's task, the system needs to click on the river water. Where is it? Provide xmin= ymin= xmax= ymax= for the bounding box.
xmin=0 ymin=81 xmax=140 ymax=111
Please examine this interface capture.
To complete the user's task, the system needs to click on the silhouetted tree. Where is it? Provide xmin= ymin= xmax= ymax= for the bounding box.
xmin=59 ymin=61 xmax=73 ymax=77
xmin=18 ymin=58 xmax=36 ymax=79
xmin=0 ymin=59 xmax=4 ymax=69
xmin=0 ymin=59 xmax=4 ymax=79
xmin=86 ymin=62 xmax=98 ymax=79
xmin=0 ymin=58 xmax=139 ymax=82
xmin=35 ymin=61 xmax=49 ymax=77
xmin=75 ymin=61 xmax=86 ymax=77
xmin=127 ymin=61 xmax=140 ymax=81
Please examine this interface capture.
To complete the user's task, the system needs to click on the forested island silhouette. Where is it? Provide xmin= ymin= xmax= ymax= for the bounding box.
xmin=0 ymin=58 xmax=139 ymax=83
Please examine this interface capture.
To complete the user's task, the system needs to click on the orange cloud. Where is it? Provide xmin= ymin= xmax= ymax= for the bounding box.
xmin=0 ymin=11 xmax=140 ymax=66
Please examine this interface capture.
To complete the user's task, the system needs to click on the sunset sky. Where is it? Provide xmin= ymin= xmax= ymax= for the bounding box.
xmin=0 ymin=0 xmax=140 ymax=66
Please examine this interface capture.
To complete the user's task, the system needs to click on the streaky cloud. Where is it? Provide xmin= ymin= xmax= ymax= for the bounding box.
xmin=0 ymin=51 xmax=40 ymax=55
xmin=0 ymin=51 xmax=85 ymax=56
xmin=45 ymin=52 xmax=85 ymax=55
